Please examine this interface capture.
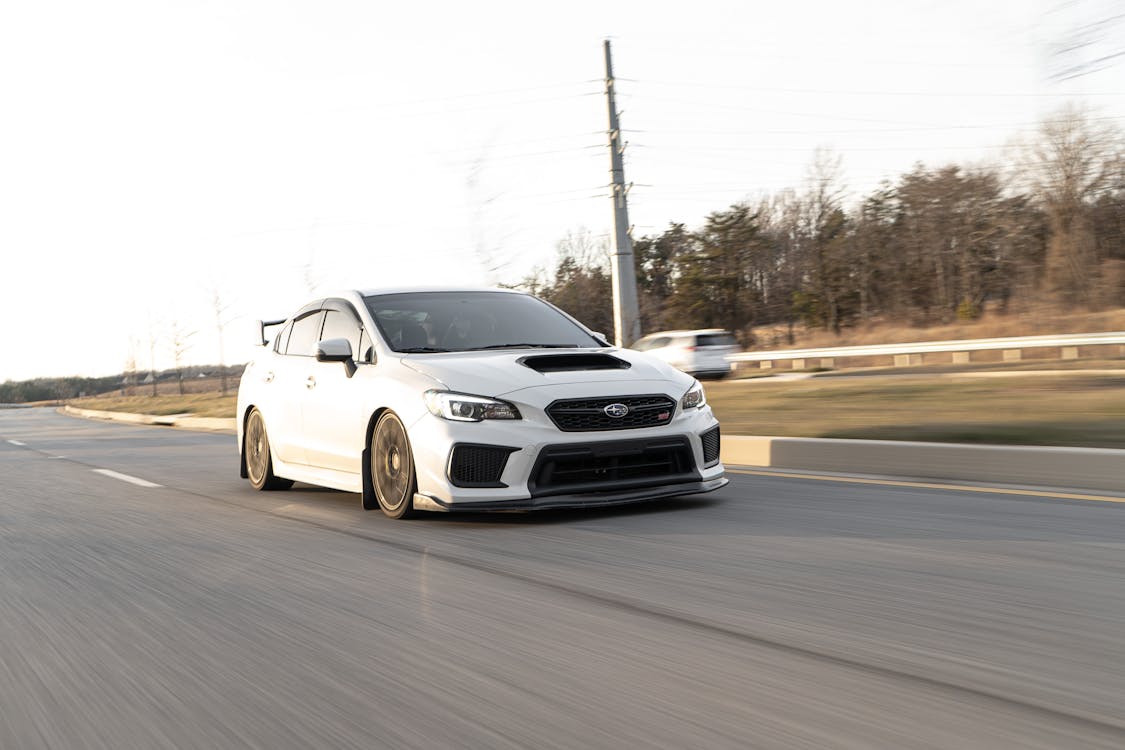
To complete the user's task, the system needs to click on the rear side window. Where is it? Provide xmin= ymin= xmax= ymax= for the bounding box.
xmin=696 ymin=333 xmax=737 ymax=347
xmin=285 ymin=311 xmax=324 ymax=356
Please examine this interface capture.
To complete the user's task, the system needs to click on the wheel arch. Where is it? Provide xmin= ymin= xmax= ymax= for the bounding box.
xmin=239 ymin=404 xmax=258 ymax=479
xmin=360 ymin=407 xmax=391 ymax=510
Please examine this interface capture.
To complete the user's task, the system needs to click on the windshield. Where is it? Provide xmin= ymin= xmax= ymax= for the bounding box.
xmin=363 ymin=291 xmax=603 ymax=353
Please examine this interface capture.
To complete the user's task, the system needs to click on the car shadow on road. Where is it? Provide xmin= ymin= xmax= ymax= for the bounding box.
xmin=282 ymin=484 xmax=724 ymax=526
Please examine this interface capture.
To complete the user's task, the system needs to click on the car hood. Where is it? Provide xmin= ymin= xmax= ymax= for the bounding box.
xmin=398 ymin=347 xmax=693 ymax=398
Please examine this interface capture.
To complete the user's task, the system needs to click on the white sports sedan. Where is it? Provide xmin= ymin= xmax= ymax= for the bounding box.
xmin=237 ymin=288 xmax=727 ymax=518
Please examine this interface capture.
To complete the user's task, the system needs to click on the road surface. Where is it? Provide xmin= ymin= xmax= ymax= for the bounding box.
xmin=2 ymin=408 xmax=1124 ymax=749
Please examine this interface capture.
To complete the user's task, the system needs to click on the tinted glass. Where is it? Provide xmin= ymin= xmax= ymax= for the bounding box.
xmin=363 ymin=292 xmax=600 ymax=352
xmin=285 ymin=311 xmax=324 ymax=357
xmin=320 ymin=309 xmax=362 ymax=358
xmin=697 ymin=333 xmax=737 ymax=347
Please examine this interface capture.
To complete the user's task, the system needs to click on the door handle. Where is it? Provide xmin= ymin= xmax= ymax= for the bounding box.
xmin=263 ymin=371 xmax=274 ymax=383
xmin=306 ymin=375 xmax=316 ymax=389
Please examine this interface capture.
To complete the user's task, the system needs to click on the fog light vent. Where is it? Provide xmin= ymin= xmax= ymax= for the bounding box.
xmin=449 ymin=444 xmax=519 ymax=487
xmin=700 ymin=426 xmax=721 ymax=466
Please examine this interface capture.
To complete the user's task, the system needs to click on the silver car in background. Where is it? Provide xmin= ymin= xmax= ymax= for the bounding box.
xmin=631 ymin=329 xmax=740 ymax=379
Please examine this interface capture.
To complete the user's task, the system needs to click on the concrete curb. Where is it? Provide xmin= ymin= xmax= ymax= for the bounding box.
xmin=61 ymin=406 xmax=236 ymax=434
xmin=722 ymin=435 xmax=1125 ymax=495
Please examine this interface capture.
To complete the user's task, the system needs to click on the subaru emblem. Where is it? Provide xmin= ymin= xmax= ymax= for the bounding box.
xmin=604 ymin=403 xmax=629 ymax=418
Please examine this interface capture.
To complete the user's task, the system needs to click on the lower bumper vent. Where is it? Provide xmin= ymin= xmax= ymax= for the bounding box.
xmin=530 ymin=436 xmax=698 ymax=497
xmin=700 ymin=426 xmax=721 ymax=466
xmin=449 ymin=444 xmax=519 ymax=488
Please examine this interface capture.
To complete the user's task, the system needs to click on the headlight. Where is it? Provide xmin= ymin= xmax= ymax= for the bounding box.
xmin=424 ymin=390 xmax=521 ymax=422
xmin=681 ymin=381 xmax=707 ymax=409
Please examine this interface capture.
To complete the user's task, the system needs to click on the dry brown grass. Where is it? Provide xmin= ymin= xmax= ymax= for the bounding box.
xmin=749 ymin=306 xmax=1125 ymax=351
xmin=708 ymin=370 xmax=1125 ymax=448
xmin=70 ymin=392 xmax=236 ymax=419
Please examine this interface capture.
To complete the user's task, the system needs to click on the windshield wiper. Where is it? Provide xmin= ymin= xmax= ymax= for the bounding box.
xmin=397 ymin=346 xmax=450 ymax=353
xmin=466 ymin=343 xmax=580 ymax=351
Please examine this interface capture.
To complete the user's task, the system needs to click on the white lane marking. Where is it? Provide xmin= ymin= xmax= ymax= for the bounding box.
xmin=6 ymin=440 xmax=26 ymax=446
xmin=91 ymin=469 xmax=163 ymax=488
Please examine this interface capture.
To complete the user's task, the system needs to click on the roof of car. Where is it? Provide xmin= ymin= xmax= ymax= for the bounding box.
xmin=353 ymin=286 xmax=525 ymax=297
xmin=638 ymin=328 xmax=732 ymax=338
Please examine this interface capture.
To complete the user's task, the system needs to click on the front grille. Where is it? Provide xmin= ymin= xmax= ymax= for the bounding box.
xmin=700 ymin=425 xmax=721 ymax=466
xmin=530 ymin=437 xmax=697 ymax=497
xmin=546 ymin=394 xmax=677 ymax=432
xmin=448 ymin=444 xmax=519 ymax=488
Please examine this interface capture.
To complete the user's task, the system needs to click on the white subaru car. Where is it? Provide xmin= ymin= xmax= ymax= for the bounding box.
xmin=237 ymin=288 xmax=727 ymax=518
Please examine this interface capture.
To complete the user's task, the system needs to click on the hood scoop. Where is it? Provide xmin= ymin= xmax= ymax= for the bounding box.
xmin=519 ymin=353 xmax=632 ymax=373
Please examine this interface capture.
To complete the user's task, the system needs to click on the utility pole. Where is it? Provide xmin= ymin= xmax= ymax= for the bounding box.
xmin=603 ymin=40 xmax=641 ymax=347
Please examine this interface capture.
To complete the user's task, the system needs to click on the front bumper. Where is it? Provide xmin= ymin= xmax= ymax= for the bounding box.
xmin=407 ymin=390 xmax=725 ymax=510
xmin=413 ymin=476 xmax=728 ymax=512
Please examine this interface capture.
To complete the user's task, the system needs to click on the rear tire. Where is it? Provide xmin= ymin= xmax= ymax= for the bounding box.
xmin=370 ymin=411 xmax=416 ymax=519
xmin=244 ymin=409 xmax=294 ymax=491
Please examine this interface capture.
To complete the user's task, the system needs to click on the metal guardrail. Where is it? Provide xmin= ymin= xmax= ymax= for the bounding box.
xmin=730 ymin=331 xmax=1125 ymax=365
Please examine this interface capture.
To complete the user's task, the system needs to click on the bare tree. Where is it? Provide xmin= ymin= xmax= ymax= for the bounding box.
xmin=210 ymin=287 xmax=232 ymax=396
xmin=1020 ymin=105 xmax=1122 ymax=304
xmin=122 ymin=340 xmax=139 ymax=396
xmin=169 ymin=321 xmax=196 ymax=396
xmin=801 ymin=148 xmax=850 ymax=333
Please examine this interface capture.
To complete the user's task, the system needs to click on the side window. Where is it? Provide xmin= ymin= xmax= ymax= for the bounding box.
xmin=285 ymin=311 xmax=324 ymax=357
xmin=650 ymin=336 xmax=671 ymax=349
xmin=320 ymin=309 xmax=362 ymax=360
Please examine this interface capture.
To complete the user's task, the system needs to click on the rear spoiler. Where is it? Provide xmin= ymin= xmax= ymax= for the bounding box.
xmin=255 ymin=319 xmax=287 ymax=347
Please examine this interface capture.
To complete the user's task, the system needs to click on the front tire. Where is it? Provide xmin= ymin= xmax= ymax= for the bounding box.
xmin=370 ymin=411 xmax=416 ymax=519
xmin=244 ymin=409 xmax=294 ymax=491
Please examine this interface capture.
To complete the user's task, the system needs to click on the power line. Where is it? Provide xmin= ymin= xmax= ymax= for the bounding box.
xmin=619 ymin=78 xmax=1125 ymax=98
xmin=620 ymin=114 xmax=1125 ymax=137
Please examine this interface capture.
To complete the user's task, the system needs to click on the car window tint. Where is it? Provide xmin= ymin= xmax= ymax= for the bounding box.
xmin=286 ymin=311 xmax=324 ymax=357
xmin=697 ymin=333 xmax=737 ymax=347
xmin=364 ymin=291 xmax=600 ymax=352
xmin=320 ymin=309 xmax=362 ymax=359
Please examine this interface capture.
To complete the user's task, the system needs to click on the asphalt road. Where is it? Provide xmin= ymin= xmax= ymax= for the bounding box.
xmin=2 ymin=408 xmax=1125 ymax=749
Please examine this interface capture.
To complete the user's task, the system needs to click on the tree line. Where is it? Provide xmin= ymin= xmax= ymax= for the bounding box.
xmin=523 ymin=106 xmax=1125 ymax=345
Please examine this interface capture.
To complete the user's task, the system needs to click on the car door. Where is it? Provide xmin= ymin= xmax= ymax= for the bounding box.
xmin=302 ymin=302 xmax=374 ymax=475
xmin=267 ymin=307 xmax=325 ymax=466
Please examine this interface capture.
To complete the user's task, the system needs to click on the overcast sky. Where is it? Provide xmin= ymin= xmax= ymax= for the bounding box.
xmin=2 ymin=0 xmax=1122 ymax=381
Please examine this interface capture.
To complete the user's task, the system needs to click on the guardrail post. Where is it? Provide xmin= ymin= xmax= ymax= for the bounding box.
xmin=893 ymin=354 xmax=909 ymax=367
xmin=792 ymin=359 xmax=806 ymax=370
xmin=1003 ymin=349 xmax=1022 ymax=362
xmin=760 ymin=361 xmax=773 ymax=370
xmin=820 ymin=358 xmax=834 ymax=369
xmin=952 ymin=352 xmax=970 ymax=364
xmin=1061 ymin=346 xmax=1079 ymax=360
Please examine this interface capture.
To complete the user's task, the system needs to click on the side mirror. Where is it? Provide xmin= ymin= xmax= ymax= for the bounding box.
xmin=317 ymin=338 xmax=357 ymax=377
xmin=590 ymin=331 xmax=610 ymax=346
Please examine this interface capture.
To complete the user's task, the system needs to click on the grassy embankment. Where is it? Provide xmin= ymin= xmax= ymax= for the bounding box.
xmin=67 ymin=362 xmax=1125 ymax=448
xmin=706 ymin=366 xmax=1125 ymax=449
xmin=65 ymin=308 xmax=1125 ymax=447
